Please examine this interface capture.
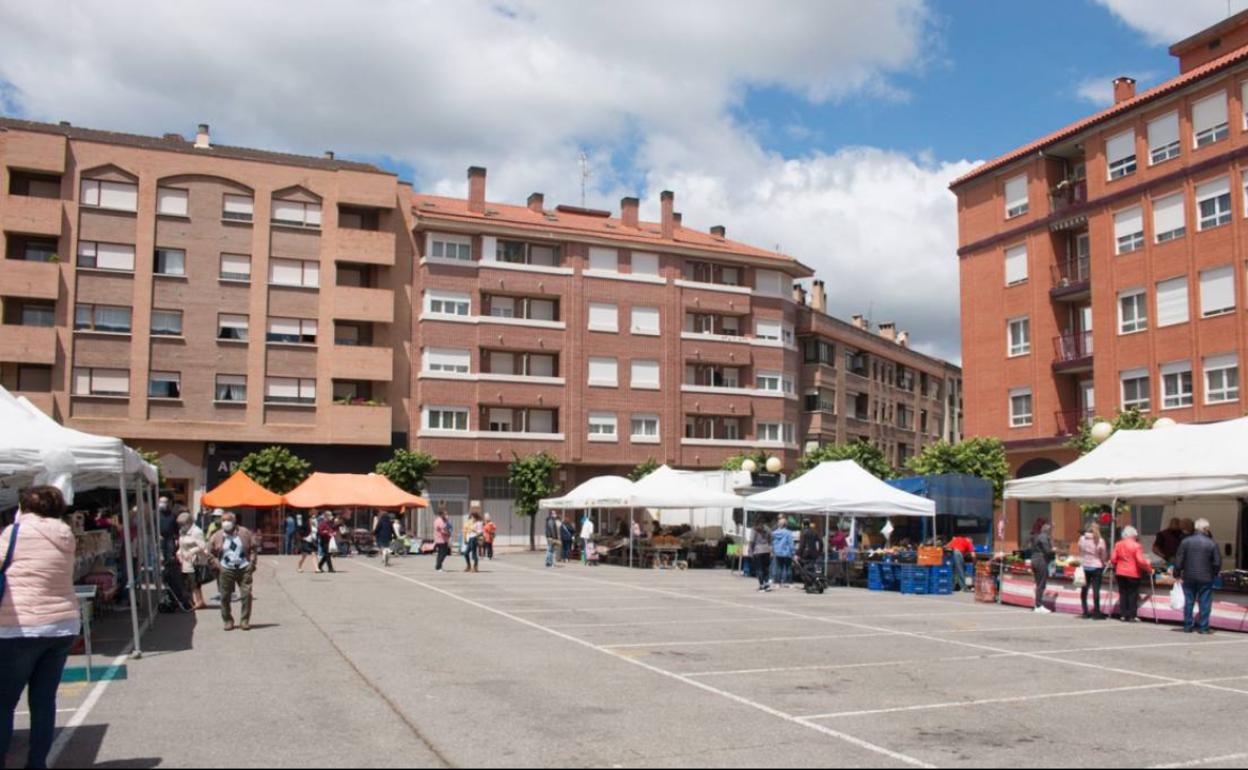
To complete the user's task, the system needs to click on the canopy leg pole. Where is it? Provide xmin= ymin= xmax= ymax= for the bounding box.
xmin=823 ymin=513 xmax=829 ymax=585
xmin=146 ymin=481 xmax=162 ymax=629
xmin=1109 ymin=498 xmax=1119 ymax=619
xmin=119 ymin=474 xmax=142 ymax=659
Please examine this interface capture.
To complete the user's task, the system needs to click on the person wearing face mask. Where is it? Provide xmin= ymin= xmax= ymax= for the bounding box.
xmin=176 ymin=512 xmax=209 ymax=610
xmin=207 ymin=512 xmax=259 ymax=631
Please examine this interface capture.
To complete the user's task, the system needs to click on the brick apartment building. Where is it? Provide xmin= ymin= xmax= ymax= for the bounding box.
xmin=952 ymin=12 xmax=1248 ymax=550
xmin=0 ymin=116 xmax=961 ymax=538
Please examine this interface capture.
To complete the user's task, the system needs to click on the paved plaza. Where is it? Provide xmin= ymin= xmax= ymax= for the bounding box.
xmin=14 ymin=552 xmax=1248 ymax=768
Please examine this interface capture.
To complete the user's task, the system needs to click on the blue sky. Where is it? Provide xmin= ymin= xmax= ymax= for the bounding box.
xmin=0 ymin=0 xmax=1240 ymax=361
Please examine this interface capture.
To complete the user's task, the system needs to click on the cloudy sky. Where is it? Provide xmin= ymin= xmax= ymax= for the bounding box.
xmin=1 ymin=0 xmax=1244 ymax=362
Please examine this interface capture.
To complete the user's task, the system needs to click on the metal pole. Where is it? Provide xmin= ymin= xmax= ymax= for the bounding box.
xmin=118 ymin=474 xmax=141 ymax=658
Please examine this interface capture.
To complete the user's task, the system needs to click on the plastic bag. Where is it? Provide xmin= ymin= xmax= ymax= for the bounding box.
xmin=1170 ymin=581 xmax=1186 ymax=611
xmin=1072 ymin=566 xmax=1087 ymax=588
xmin=328 ymin=536 xmax=340 ymax=555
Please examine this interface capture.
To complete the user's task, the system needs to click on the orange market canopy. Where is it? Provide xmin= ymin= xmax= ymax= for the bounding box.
xmin=282 ymin=472 xmax=429 ymax=510
xmin=201 ymin=470 xmax=285 ymax=509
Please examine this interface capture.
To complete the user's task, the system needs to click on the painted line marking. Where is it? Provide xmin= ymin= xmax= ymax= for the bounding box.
xmin=1154 ymin=753 xmax=1248 ymax=769
xmin=45 ymin=650 xmax=131 ymax=767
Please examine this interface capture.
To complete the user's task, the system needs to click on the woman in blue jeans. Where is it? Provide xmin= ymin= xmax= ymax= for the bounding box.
xmin=0 ymin=486 xmax=79 ymax=770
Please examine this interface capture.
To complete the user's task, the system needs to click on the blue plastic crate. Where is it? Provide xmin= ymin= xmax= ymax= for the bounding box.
xmin=900 ymin=581 xmax=931 ymax=595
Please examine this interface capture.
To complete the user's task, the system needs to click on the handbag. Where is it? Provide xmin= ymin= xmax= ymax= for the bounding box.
xmin=1072 ymin=566 xmax=1087 ymax=588
xmin=194 ymin=564 xmax=216 ymax=587
xmin=0 ymin=521 xmax=20 ymax=606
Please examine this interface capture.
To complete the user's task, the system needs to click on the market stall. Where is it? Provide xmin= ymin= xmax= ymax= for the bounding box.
xmin=282 ymin=472 xmax=428 ymax=554
xmin=202 ymin=470 xmax=286 ymax=551
xmin=1004 ymin=417 xmax=1248 ymax=630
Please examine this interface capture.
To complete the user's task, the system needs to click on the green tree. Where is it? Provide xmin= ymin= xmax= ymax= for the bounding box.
xmin=906 ymin=437 xmax=1010 ymax=502
xmin=1066 ymin=407 xmax=1156 ymax=456
xmin=508 ymin=452 xmax=561 ymax=550
xmin=720 ymin=450 xmax=772 ymax=472
xmin=238 ymin=446 xmax=311 ymax=495
xmin=375 ymin=449 xmax=438 ymax=495
xmin=797 ymin=440 xmax=892 ymax=480
xmin=628 ymin=458 xmax=661 ymax=483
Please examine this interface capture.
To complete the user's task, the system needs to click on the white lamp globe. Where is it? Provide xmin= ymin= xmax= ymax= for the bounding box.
xmin=741 ymin=459 xmax=758 ymax=473
xmin=765 ymin=456 xmax=783 ymax=474
xmin=1090 ymin=421 xmax=1114 ymax=444
xmin=1153 ymin=417 xmax=1178 ymax=430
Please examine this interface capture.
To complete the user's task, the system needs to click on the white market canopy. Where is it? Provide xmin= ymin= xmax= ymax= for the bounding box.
xmin=629 ymin=465 xmax=745 ymax=510
xmin=1005 ymin=417 xmax=1248 ymax=503
xmin=745 ymin=460 xmax=936 ymax=518
xmin=540 ymin=475 xmax=635 ymax=510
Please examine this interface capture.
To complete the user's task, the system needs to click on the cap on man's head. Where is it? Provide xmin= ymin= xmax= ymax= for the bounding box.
xmin=212 ymin=508 xmax=226 ymax=518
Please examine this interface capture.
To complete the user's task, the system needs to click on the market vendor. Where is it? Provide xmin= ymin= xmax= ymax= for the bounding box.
xmin=948 ymin=535 xmax=975 ymax=591
xmin=1153 ymin=518 xmax=1186 ymax=564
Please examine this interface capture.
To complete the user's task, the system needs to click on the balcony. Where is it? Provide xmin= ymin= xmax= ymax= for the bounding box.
xmin=0 ymin=325 xmax=57 ymax=365
xmin=333 ymin=286 xmax=394 ymax=323
xmin=0 ymin=259 xmax=60 ymax=301
xmin=2 ymin=195 xmax=64 ymax=237
xmin=1052 ymin=331 xmax=1094 ymax=374
xmin=1048 ymin=179 xmax=1088 ymax=219
xmin=329 ymin=403 xmax=392 ymax=445
xmin=331 ymin=344 xmax=393 ymax=381
xmin=332 ymin=227 xmax=396 ymax=267
xmin=1055 ymin=408 xmax=1096 ymax=437
xmin=1050 ymin=256 xmax=1091 ymax=302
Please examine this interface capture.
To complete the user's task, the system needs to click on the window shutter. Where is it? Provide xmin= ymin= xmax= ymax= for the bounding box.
xmin=80 ymin=180 xmax=100 ymax=207
xmin=588 ymin=303 xmax=618 ymax=331
xmin=632 ymin=252 xmax=660 ymax=276
xmin=1114 ymin=206 xmax=1143 ymax=241
xmin=1196 ymin=176 xmax=1230 ymax=204
xmin=157 ymin=188 xmax=189 ymax=217
xmin=1152 ymin=193 xmax=1185 ymax=237
xmin=1199 ymin=265 xmax=1235 ymax=316
xmin=73 ymin=368 xmax=91 ymax=395
xmin=1106 ymin=131 xmax=1135 ymax=165
xmin=756 ymin=270 xmax=785 ymax=296
xmin=755 ymin=319 xmax=782 ymax=340
xmin=96 ymin=243 xmax=136 ymax=271
xmin=223 ymin=195 xmax=254 ymax=217
xmin=588 ymin=247 xmax=618 ymax=272
xmin=1193 ymin=93 xmax=1228 ymax=135
xmin=272 ymin=200 xmax=304 ymax=223
xmin=1205 ymin=353 xmax=1238 ymax=372
xmin=1156 ymin=277 xmax=1190 ymax=327
xmin=530 ymin=410 xmax=554 ymax=433
xmin=269 ymin=318 xmax=301 ymax=337
xmin=221 ymin=254 xmax=251 ymax=278
xmin=94 ymin=369 xmax=130 ymax=395
xmin=303 ymin=261 xmax=319 ymax=288
xmin=631 ymin=359 xmax=660 ymax=387
xmin=631 ymin=307 xmax=660 ymax=334
xmin=1004 ymin=244 xmax=1028 ymax=285
xmin=480 ymin=236 xmax=497 ymax=262
xmin=99 ymin=181 xmax=137 ymax=211
xmin=426 ymin=348 xmax=470 ymax=371
xmin=588 ymin=357 xmax=618 ymax=385
xmin=1004 ymin=175 xmax=1027 ymax=214
xmin=266 ymin=378 xmax=298 ymax=399
xmin=1147 ymin=113 xmax=1179 ymax=153
xmin=269 ymin=259 xmax=304 ymax=285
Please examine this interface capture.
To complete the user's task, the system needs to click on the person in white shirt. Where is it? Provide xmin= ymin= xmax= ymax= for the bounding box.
xmin=580 ymin=515 xmax=596 ymax=566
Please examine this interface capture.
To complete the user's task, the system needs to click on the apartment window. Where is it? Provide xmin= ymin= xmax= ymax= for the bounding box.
xmin=426 ymin=290 xmax=471 ymax=317
xmin=217 ymin=314 xmax=249 ymax=342
xmin=267 ymin=317 xmax=318 ymax=345
xmin=1193 ymin=92 xmax=1229 ymax=148
xmin=265 ymin=377 xmax=316 ymax=405
xmin=1204 ymin=354 xmax=1240 ymax=404
xmin=1004 ymin=174 xmax=1028 ymax=218
xmin=428 ymin=233 xmax=472 ymax=262
xmin=77 ymin=241 xmax=135 ymax=272
xmin=1200 ymin=265 xmax=1236 ymax=317
xmin=755 ymin=269 xmax=786 ymax=297
xmin=1009 ymin=388 xmax=1033 ymax=427
xmin=631 ymin=306 xmax=660 ymax=336
xmin=153 ymin=248 xmax=186 ymax=277
xmin=1114 ymin=207 xmax=1145 ymax=254
xmin=18 ymin=303 xmax=54 ymax=327
xmin=588 ymin=302 xmax=618 ymax=333
xmin=74 ymin=304 xmax=131 ymax=334
xmin=1004 ymin=244 xmax=1028 ymax=285
xmin=630 ymin=414 xmax=660 ymax=442
xmin=1007 ymin=317 xmax=1031 ymax=357
xmin=587 ymin=412 xmax=618 ymax=439
xmin=1147 ymin=112 xmax=1181 ymax=165
xmin=149 ymin=371 xmax=181 ymax=400
xmin=80 ymin=179 xmax=137 ymax=212
xmin=1118 ymin=289 xmax=1148 ymax=334
xmin=487 ymin=408 xmax=515 ymax=432
xmin=631 ymin=251 xmax=660 ymax=276
xmin=151 ymin=309 xmax=183 ymax=337
xmin=1197 ymin=177 xmax=1232 ymax=230
xmin=1121 ymin=369 xmax=1152 ymax=412
xmin=756 ymin=371 xmax=794 ymax=395
xmin=272 ymin=199 xmax=322 ymax=228
xmin=497 ymin=240 xmax=560 ymax=266
xmin=1106 ymin=130 xmax=1137 ymax=180
xmin=754 ymin=319 xmax=784 ymax=343
xmin=151 ymin=188 xmax=190 ymax=220
xmin=804 ymin=339 xmax=836 ymax=365
xmin=720 ymin=266 xmax=741 ymax=286
xmin=1156 ymin=276 xmax=1190 ymax=327
xmin=588 ymin=247 xmax=618 ymax=272
xmin=222 ymin=194 xmax=254 ymax=222
xmin=1153 ymin=192 xmax=1186 ymax=243
xmin=424 ymin=348 xmax=471 ymax=374
xmin=758 ymin=422 xmax=795 ymax=444
xmin=425 ymin=407 xmax=469 ymax=432
xmin=1161 ymin=361 xmax=1194 ymax=409
xmin=215 ymin=374 xmax=247 ymax=403
xmin=588 ymin=357 xmax=619 ymax=387
xmin=72 ymin=367 xmax=129 ymax=397
xmin=629 ymin=359 xmax=661 ymax=390
xmin=220 ymin=254 xmax=251 ymax=282
xmin=269 ymin=258 xmax=320 ymax=289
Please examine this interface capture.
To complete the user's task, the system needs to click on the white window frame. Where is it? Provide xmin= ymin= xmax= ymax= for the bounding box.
xmin=630 ymin=414 xmax=660 ymax=443
xmin=1193 ymin=92 xmax=1229 ymax=148
xmin=424 ymin=406 xmax=469 ymax=432
xmin=425 ymin=290 xmax=471 ymax=318
xmin=588 ymin=357 xmax=619 ymax=387
xmin=214 ymin=374 xmax=247 ymax=403
xmin=630 ymin=359 xmax=660 ymax=390
xmin=587 ymin=411 xmax=618 ymax=440
xmin=1114 ymin=206 xmax=1145 ymax=254
xmin=1196 ymin=177 xmax=1232 ymax=230
xmin=1156 ymin=276 xmax=1190 ymax=328
xmin=755 ymin=269 xmax=786 ymax=297
xmin=424 ymin=348 xmax=471 ymax=375
xmin=1204 ymin=354 xmax=1240 ymax=404
xmin=755 ymin=319 xmax=783 ymax=342
xmin=427 ymin=232 xmax=473 ymax=262
xmin=1147 ymin=112 xmax=1181 ymax=165
xmin=154 ymin=248 xmax=187 ymax=277
xmin=269 ymin=258 xmax=320 ymax=289
xmin=1152 ymin=192 xmax=1186 ymax=243
xmin=156 ymin=187 xmax=189 ymax=217
xmin=148 ymin=371 xmax=182 ymax=400
xmin=218 ymin=253 xmax=251 ymax=282
xmin=1007 ymin=317 xmax=1031 ymax=357
xmin=1121 ymin=369 xmax=1152 ymax=412
xmin=271 ymin=198 xmax=322 ymax=228
xmin=266 ymin=317 xmax=318 ymax=346
xmin=217 ymin=313 xmax=249 ymax=342
xmin=222 ymin=194 xmax=254 ymax=222
xmin=74 ymin=304 xmax=132 ymax=334
xmin=1009 ymin=388 xmax=1033 ymax=428
xmin=1106 ymin=129 xmax=1137 ymax=180
xmin=1004 ymin=243 xmax=1028 ymax=285
xmin=630 ymin=306 xmax=660 ymax=336
xmin=80 ymin=179 xmax=138 ymax=212
xmin=1199 ymin=265 xmax=1236 ymax=317
xmin=1004 ymin=174 xmax=1028 ymax=218
xmin=77 ymin=241 xmax=136 ymax=272
xmin=265 ymin=376 xmax=316 ymax=405
xmin=588 ymin=302 xmax=619 ymax=333
xmin=1118 ymin=288 xmax=1148 ymax=334
xmin=1161 ymin=361 xmax=1194 ymax=410
xmin=151 ymin=309 xmax=183 ymax=337
xmin=72 ymin=367 xmax=130 ymax=397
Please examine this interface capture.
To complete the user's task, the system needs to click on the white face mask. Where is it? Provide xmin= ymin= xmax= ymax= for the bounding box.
xmin=223 ymin=521 xmax=236 ymax=533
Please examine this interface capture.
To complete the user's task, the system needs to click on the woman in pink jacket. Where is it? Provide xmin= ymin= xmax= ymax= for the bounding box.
xmin=0 ymin=486 xmax=79 ymax=770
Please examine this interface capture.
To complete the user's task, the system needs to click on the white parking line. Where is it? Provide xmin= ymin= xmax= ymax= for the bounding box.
xmin=358 ymin=562 xmax=935 ymax=768
xmin=45 ymin=650 xmax=131 ymax=767
xmin=551 ymin=616 xmax=777 ymax=630
xmin=507 ymin=604 xmax=695 ymax=615
xmin=1153 ymin=753 xmax=1248 ymax=768
xmin=599 ymin=631 xmax=898 ymax=650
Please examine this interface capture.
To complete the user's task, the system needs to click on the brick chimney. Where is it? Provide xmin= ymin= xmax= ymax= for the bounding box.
xmin=467 ymin=166 xmax=487 ymax=214
xmin=1113 ymin=77 xmax=1137 ymax=104
xmin=879 ymin=322 xmax=897 ymax=342
xmin=527 ymin=192 xmax=544 ymax=212
xmin=851 ymin=314 xmax=866 ymax=330
xmin=672 ymin=212 xmax=682 ymax=230
xmin=811 ymin=280 xmax=827 ymax=313
xmin=710 ymin=225 xmax=726 ymax=238
xmin=792 ymin=283 xmax=807 ymax=305
xmin=323 ymin=150 xmax=335 ymax=160
xmin=620 ymin=197 xmax=640 ymax=228
xmin=660 ymin=190 xmax=675 ymax=239
xmin=897 ymin=331 xmax=910 ymax=348
xmin=194 ymin=123 xmax=211 ymax=149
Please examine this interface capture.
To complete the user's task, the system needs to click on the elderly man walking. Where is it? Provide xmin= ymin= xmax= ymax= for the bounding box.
xmin=208 ymin=512 xmax=259 ymax=632
xmin=1175 ymin=518 xmax=1222 ymax=635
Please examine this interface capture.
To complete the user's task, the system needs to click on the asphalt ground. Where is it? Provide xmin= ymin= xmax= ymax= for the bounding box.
xmin=18 ymin=550 xmax=1248 ymax=768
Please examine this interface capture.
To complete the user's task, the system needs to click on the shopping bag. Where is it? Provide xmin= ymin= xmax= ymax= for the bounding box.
xmin=328 ymin=536 xmax=341 ymax=555
xmin=1170 ymin=581 xmax=1186 ymax=611
xmin=1072 ymin=566 xmax=1087 ymax=588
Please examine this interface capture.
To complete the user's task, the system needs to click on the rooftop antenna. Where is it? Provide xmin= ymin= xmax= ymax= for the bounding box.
xmin=866 ymin=301 xmax=875 ymax=330
xmin=578 ymin=151 xmax=592 ymax=208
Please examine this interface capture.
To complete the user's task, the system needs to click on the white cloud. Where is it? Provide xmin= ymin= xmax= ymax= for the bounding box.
xmin=1072 ymin=71 xmax=1159 ymax=108
xmin=0 ymin=0 xmax=968 ymax=360
xmin=1095 ymin=0 xmax=1248 ymax=45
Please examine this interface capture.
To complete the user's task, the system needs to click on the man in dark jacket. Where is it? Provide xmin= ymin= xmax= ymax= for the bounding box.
xmin=544 ymin=511 xmax=561 ymax=568
xmin=798 ymin=519 xmax=823 ymax=563
xmin=1175 ymin=519 xmax=1222 ymax=635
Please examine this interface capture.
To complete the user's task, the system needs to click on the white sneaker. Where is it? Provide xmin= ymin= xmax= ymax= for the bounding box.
xmin=1034 ymin=606 xmax=1052 ymax=614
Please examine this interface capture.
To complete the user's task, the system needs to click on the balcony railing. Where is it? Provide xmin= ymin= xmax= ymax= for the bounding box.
xmin=1055 ymin=409 xmax=1096 ymax=437
xmin=1053 ymin=331 xmax=1094 ymax=369
xmin=1049 ymin=179 xmax=1087 ymax=214
xmin=1051 ymin=256 xmax=1091 ymax=294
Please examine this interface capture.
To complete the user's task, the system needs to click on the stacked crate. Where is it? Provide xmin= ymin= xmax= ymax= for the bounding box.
xmin=868 ymin=561 xmax=898 ymax=591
